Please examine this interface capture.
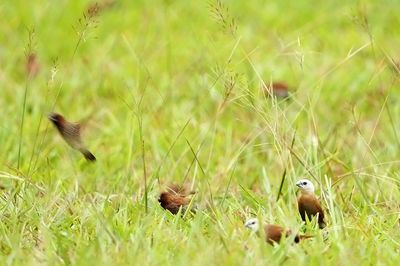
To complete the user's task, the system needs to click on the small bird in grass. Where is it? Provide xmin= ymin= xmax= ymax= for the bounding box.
xmin=48 ymin=112 xmax=96 ymax=161
xmin=158 ymin=183 xmax=195 ymax=215
xmin=262 ymin=81 xmax=290 ymax=99
xmin=296 ymin=179 xmax=326 ymax=229
xmin=158 ymin=192 xmax=190 ymax=215
xmin=165 ymin=183 xmax=196 ymax=195
xmin=244 ymin=218 xmax=313 ymax=245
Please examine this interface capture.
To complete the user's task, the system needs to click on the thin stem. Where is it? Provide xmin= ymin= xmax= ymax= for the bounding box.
xmin=17 ymin=80 xmax=29 ymax=169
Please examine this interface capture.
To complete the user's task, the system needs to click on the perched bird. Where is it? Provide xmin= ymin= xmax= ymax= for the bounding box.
xmin=296 ymin=179 xmax=326 ymax=229
xmin=244 ymin=218 xmax=312 ymax=245
xmin=48 ymin=112 xmax=96 ymax=161
xmin=158 ymin=183 xmax=195 ymax=215
xmin=158 ymin=192 xmax=190 ymax=215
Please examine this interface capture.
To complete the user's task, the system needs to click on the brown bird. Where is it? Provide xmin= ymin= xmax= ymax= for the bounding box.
xmin=262 ymin=81 xmax=290 ymax=99
xmin=158 ymin=183 xmax=195 ymax=215
xmin=158 ymin=192 xmax=191 ymax=215
xmin=296 ymin=179 xmax=326 ymax=229
xmin=244 ymin=218 xmax=313 ymax=245
xmin=48 ymin=112 xmax=96 ymax=161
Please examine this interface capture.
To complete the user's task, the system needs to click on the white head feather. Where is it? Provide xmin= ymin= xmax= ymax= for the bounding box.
xmin=296 ymin=179 xmax=315 ymax=194
xmin=244 ymin=218 xmax=260 ymax=232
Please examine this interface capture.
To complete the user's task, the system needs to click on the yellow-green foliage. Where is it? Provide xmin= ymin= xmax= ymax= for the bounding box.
xmin=0 ymin=0 xmax=400 ymax=265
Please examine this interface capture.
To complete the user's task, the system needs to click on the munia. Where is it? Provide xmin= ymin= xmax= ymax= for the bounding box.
xmin=245 ymin=218 xmax=313 ymax=245
xmin=158 ymin=184 xmax=195 ymax=215
xmin=48 ymin=112 xmax=96 ymax=161
xmin=296 ymin=179 xmax=326 ymax=229
xmin=262 ymin=81 xmax=290 ymax=99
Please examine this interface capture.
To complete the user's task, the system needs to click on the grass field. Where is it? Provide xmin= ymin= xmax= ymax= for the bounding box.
xmin=1 ymin=0 xmax=400 ymax=265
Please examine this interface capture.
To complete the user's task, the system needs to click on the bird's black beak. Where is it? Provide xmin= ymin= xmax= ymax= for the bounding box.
xmin=296 ymin=183 xmax=302 ymax=188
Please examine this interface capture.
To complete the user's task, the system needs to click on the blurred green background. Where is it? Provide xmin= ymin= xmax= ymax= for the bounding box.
xmin=0 ymin=0 xmax=400 ymax=265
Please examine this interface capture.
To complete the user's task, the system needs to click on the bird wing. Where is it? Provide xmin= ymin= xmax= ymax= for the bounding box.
xmin=68 ymin=123 xmax=81 ymax=136
xmin=298 ymin=194 xmax=325 ymax=222
xmin=62 ymin=123 xmax=81 ymax=140
xmin=264 ymin=224 xmax=285 ymax=244
xmin=159 ymin=192 xmax=190 ymax=214
xmin=59 ymin=122 xmax=85 ymax=150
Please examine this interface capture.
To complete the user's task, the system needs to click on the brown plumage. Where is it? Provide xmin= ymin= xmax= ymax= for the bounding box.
xmin=166 ymin=183 xmax=196 ymax=195
xmin=262 ymin=81 xmax=290 ymax=99
xmin=158 ymin=183 xmax=195 ymax=214
xmin=158 ymin=192 xmax=190 ymax=215
xmin=296 ymin=179 xmax=326 ymax=229
xmin=265 ymin=224 xmax=295 ymax=244
xmin=48 ymin=112 xmax=96 ymax=161
xmin=298 ymin=194 xmax=325 ymax=229
xmin=245 ymin=218 xmax=313 ymax=245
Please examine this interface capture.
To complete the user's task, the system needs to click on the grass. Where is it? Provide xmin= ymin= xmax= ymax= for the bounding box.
xmin=1 ymin=0 xmax=400 ymax=264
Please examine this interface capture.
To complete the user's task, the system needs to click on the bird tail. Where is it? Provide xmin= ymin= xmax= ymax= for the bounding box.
xmin=81 ymin=149 xmax=96 ymax=161
xmin=318 ymin=221 xmax=326 ymax=229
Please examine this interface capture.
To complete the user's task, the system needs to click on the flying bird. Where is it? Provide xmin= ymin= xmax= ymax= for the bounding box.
xmin=244 ymin=218 xmax=312 ymax=245
xmin=296 ymin=179 xmax=326 ymax=229
xmin=158 ymin=183 xmax=195 ymax=215
xmin=48 ymin=112 xmax=96 ymax=161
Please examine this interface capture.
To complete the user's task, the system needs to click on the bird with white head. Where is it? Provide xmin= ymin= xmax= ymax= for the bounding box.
xmin=244 ymin=218 xmax=312 ymax=245
xmin=296 ymin=178 xmax=326 ymax=229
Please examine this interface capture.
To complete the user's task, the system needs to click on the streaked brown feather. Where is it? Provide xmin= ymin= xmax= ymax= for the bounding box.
xmin=48 ymin=112 xmax=96 ymax=161
xmin=60 ymin=123 xmax=82 ymax=147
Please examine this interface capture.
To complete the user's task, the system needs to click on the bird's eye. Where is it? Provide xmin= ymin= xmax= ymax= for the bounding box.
xmin=302 ymin=182 xmax=307 ymax=185
xmin=251 ymin=221 xmax=255 ymax=224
